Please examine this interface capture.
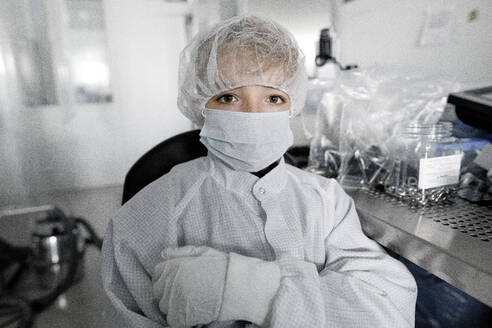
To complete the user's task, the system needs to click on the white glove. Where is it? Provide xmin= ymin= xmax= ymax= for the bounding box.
xmin=153 ymin=246 xmax=282 ymax=328
xmin=152 ymin=246 xmax=228 ymax=328
xmin=218 ymin=252 xmax=281 ymax=327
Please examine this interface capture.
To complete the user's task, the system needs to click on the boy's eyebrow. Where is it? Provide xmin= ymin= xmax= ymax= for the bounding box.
xmin=214 ymin=90 xmax=238 ymax=97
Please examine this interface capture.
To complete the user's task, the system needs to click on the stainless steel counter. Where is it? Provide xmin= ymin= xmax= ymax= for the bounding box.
xmin=350 ymin=189 xmax=492 ymax=307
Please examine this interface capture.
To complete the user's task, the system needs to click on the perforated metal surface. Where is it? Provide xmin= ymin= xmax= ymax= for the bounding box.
xmin=420 ymin=200 xmax=492 ymax=242
xmin=363 ymin=190 xmax=492 ymax=243
xmin=351 ymin=189 xmax=492 ymax=307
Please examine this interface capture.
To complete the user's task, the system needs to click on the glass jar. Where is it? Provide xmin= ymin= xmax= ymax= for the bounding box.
xmin=386 ymin=122 xmax=463 ymax=206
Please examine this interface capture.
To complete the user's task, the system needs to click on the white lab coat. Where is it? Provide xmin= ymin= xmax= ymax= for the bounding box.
xmin=101 ymin=153 xmax=417 ymax=327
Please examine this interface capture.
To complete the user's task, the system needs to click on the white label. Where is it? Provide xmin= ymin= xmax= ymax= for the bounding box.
xmin=418 ymin=154 xmax=462 ymax=189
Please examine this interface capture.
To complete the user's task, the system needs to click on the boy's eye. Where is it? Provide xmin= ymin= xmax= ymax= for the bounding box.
xmin=267 ymin=95 xmax=284 ymax=104
xmin=216 ymin=94 xmax=238 ymax=104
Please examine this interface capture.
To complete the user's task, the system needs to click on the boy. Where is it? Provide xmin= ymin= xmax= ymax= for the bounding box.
xmin=102 ymin=15 xmax=417 ymax=328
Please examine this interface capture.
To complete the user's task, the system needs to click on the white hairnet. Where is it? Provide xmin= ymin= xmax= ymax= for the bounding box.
xmin=177 ymin=15 xmax=308 ymax=127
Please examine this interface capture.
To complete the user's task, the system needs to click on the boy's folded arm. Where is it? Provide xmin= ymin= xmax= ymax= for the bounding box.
xmin=102 ymin=220 xmax=169 ymax=328
xmin=219 ymin=184 xmax=417 ymax=328
xmin=317 ymin=184 xmax=417 ymax=327
xmin=261 ymin=185 xmax=417 ymax=328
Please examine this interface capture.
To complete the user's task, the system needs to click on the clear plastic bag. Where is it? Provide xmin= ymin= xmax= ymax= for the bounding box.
xmin=305 ymin=66 xmax=460 ymax=193
xmin=304 ymin=89 xmax=344 ymax=178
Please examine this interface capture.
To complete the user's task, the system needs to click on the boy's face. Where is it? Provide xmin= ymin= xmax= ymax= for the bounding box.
xmin=205 ymin=85 xmax=291 ymax=113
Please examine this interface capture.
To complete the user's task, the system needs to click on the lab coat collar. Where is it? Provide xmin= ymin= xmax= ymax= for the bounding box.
xmin=207 ymin=152 xmax=288 ymax=198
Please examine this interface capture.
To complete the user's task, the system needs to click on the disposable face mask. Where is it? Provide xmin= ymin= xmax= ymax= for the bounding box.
xmin=199 ymin=108 xmax=293 ymax=172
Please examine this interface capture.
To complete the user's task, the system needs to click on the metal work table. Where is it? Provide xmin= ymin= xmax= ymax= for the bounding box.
xmin=350 ymin=189 xmax=492 ymax=307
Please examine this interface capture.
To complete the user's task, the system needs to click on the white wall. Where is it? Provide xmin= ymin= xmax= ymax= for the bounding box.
xmin=0 ymin=0 xmax=191 ymax=206
xmin=103 ymin=0 xmax=191 ymax=162
xmin=337 ymin=0 xmax=492 ymax=87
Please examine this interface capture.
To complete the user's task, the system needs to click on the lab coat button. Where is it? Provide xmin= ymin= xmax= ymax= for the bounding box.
xmin=258 ymin=187 xmax=266 ymax=195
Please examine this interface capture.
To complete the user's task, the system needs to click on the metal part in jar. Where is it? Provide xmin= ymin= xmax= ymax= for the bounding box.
xmin=387 ymin=122 xmax=463 ymax=206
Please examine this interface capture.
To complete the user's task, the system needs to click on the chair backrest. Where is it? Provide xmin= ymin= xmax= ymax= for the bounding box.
xmin=121 ymin=129 xmax=207 ymax=204
xmin=121 ymin=129 xmax=301 ymax=205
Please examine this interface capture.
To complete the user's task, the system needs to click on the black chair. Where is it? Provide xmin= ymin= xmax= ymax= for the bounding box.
xmin=121 ymin=130 xmax=207 ymax=204
xmin=121 ymin=129 xmax=302 ymax=205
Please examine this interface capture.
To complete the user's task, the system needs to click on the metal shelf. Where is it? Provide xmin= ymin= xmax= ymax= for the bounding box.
xmin=350 ymin=189 xmax=492 ymax=307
